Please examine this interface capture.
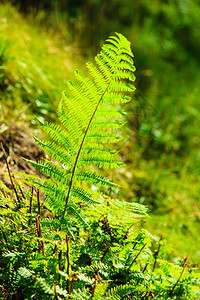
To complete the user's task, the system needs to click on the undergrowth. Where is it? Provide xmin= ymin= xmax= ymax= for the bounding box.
xmin=0 ymin=2 xmax=200 ymax=263
xmin=0 ymin=32 xmax=200 ymax=300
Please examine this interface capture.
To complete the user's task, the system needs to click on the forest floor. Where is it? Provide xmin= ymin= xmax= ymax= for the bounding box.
xmin=0 ymin=122 xmax=44 ymax=183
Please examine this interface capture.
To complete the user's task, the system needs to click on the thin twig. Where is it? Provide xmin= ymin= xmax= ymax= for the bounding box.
xmin=91 ymin=247 xmax=108 ymax=296
xmin=91 ymin=271 xmax=99 ymax=297
xmin=35 ymin=216 xmax=45 ymax=255
xmin=58 ymin=250 xmax=62 ymax=282
xmin=142 ymin=262 xmax=149 ymax=274
xmin=37 ymin=189 xmax=41 ymax=218
xmin=0 ymin=186 xmax=7 ymax=198
xmin=127 ymin=243 xmax=147 ymax=272
xmin=39 ymin=222 xmax=45 ymax=255
xmin=53 ymin=243 xmax=58 ymax=255
xmin=28 ymin=187 xmax=34 ymax=226
xmin=98 ymin=239 xmax=106 ymax=251
xmin=11 ymin=214 xmax=18 ymax=232
xmin=1 ymin=142 xmax=20 ymax=208
xmin=126 ymin=236 xmax=142 ymax=264
xmin=169 ymin=257 xmax=188 ymax=296
xmin=132 ymin=236 xmax=142 ymax=250
xmin=0 ymin=185 xmax=18 ymax=231
xmin=1 ymin=142 xmax=25 ymax=201
xmin=12 ymin=173 xmax=26 ymax=200
xmin=35 ymin=190 xmax=45 ymax=254
xmin=0 ymin=228 xmax=11 ymax=251
xmin=35 ymin=216 xmax=41 ymax=253
xmin=66 ymin=235 xmax=71 ymax=293
xmin=101 ymin=246 xmax=109 ymax=262
xmin=69 ymin=275 xmax=76 ymax=295
xmin=53 ymin=284 xmax=58 ymax=300
xmin=146 ymin=284 xmax=156 ymax=299
xmin=153 ymin=236 xmax=162 ymax=271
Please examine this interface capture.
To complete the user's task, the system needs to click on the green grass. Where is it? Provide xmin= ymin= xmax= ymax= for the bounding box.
xmin=0 ymin=2 xmax=200 ymax=265
xmin=0 ymin=2 xmax=80 ymax=124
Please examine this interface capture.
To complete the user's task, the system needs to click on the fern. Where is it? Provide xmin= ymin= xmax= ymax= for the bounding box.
xmin=27 ymin=33 xmax=136 ymax=219
xmin=107 ymin=284 xmax=137 ymax=300
xmin=1 ymin=33 xmax=200 ymax=300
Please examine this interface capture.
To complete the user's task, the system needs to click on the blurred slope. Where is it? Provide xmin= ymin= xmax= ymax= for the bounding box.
xmin=0 ymin=2 xmax=78 ymax=124
xmin=0 ymin=1 xmax=199 ymax=262
xmin=73 ymin=0 xmax=200 ymax=261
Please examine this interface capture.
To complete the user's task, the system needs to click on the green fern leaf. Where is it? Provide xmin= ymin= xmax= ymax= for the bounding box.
xmin=107 ymin=284 xmax=137 ymax=300
xmin=29 ymin=33 xmax=136 ymax=219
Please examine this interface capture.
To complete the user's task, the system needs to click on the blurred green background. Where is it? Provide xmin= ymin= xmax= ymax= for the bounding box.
xmin=0 ymin=0 xmax=200 ymax=262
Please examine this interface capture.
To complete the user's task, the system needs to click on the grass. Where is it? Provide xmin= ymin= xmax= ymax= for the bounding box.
xmin=0 ymin=2 xmax=80 ymax=124
xmin=0 ymin=2 xmax=200 ymax=264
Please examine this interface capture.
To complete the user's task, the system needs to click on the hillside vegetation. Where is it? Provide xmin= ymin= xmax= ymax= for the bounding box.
xmin=1 ymin=0 xmax=200 ymax=259
xmin=0 ymin=0 xmax=200 ymax=261
xmin=0 ymin=2 xmax=79 ymax=124
xmin=0 ymin=1 xmax=200 ymax=298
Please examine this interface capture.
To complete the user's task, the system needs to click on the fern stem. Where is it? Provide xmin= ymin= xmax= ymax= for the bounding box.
xmin=101 ymin=246 xmax=109 ymax=262
xmin=12 ymin=172 xmax=26 ymax=200
xmin=91 ymin=270 xmax=99 ymax=297
xmin=62 ymin=86 xmax=109 ymax=217
xmin=142 ymin=261 xmax=149 ymax=274
xmin=35 ymin=216 xmax=41 ymax=253
xmin=98 ymin=239 xmax=106 ymax=251
xmin=153 ymin=236 xmax=162 ymax=271
xmin=127 ymin=243 xmax=147 ymax=272
xmin=69 ymin=275 xmax=76 ymax=296
xmin=66 ymin=234 xmax=71 ymax=293
xmin=35 ymin=216 xmax=45 ymax=255
xmin=28 ymin=187 xmax=34 ymax=226
xmin=37 ymin=189 xmax=41 ymax=218
xmin=0 ymin=228 xmax=11 ymax=251
xmin=53 ymin=243 xmax=58 ymax=254
xmin=1 ymin=142 xmax=20 ymax=208
xmin=58 ymin=250 xmax=62 ymax=282
xmin=11 ymin=214 xmax=18 ymax=232
xmin=132 ymin=236 xmax=142 ymax=250
xmin=53 ymin=284 xmax=59 ymax=300
xmin=126 ymin=236 xmax=142 ymax=265
xmin=169 ymin=257 xmax=188 ymax=296
xmin=146 ymin=284 xmax=156 ymax=299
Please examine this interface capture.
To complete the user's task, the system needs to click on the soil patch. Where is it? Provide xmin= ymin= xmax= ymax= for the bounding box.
xmin=0 ymin=122 xmax=45 ymax=186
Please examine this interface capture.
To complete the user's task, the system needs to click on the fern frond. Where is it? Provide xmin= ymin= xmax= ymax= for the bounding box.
xmin=78 ymin=155 xmax=124 ymax=169
xmin=107 ymin=284 xmax=137 ymax=300
xmin=67 ymin=200 xmax=88 ymax=226
xmin=37 ymin=119 xmax=73 ymax=150
xmin=93 ymin=282 xmax=108 ymax=300
xmin=71 ymin=186 xmax=99 ymax=205
xmin=75 ymin=171 xmax=117 ymax=187
xmin=30 ymin=33 xmax=136 ymax=219
xmin=33 ymin=137 xmax=74 ymax=168
xmin=25 ymin=159 xmax=70 ymax=182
